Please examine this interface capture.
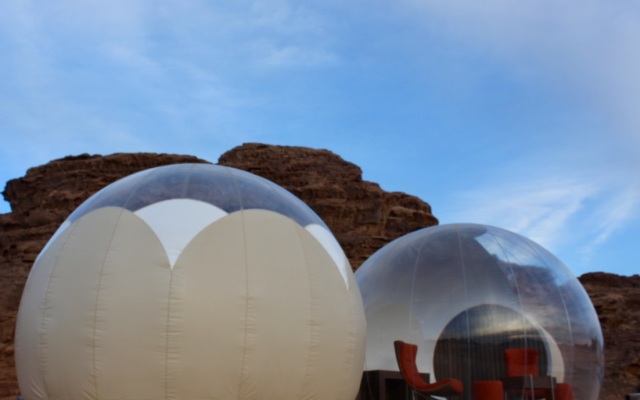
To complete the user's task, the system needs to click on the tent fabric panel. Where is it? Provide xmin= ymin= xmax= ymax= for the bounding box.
xmin=235 ymin=210 xmax=312 ymax=400
xmin=91 ymin=210 xmax=171 ymax=399
xmin=169 ymin=211 xmax=249 ymax=399
xmin=15 ymin=224 xmax=74 ymax=400
xmin=345 ymin=269 xmax=368 ymax=399
xmin=37 ymin=208 xmax=125 ymax=400
xmin=296 ymin=227 xmax=360 ymax=400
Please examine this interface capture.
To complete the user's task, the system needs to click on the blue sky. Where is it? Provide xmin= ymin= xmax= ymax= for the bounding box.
xmin=1 ymin=0 xmax=639 ymax=277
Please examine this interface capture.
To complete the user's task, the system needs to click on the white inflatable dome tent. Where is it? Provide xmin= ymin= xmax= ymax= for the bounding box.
xmin=356 ymin=223 xmax=603 ymax=400
xmin=15 ymin=163 xmax=366 ymax=400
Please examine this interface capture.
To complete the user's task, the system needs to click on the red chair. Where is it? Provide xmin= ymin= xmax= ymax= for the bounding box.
xmin=554 ymin=383 xmax=574 ymax=400
xmin=504 ymin=348 xmax=540 ymax=377
xmin=473 ymin=381 xmax=504 ymax=400
xmin=394 ymin=340 xmax=464 ymax=399
xmin=503 ymin=348 xmax=552 ymax=400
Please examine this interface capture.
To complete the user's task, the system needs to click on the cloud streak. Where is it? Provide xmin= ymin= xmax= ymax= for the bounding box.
xmin=403 ymin=0 xmax=640 ymax=141
xmin=397 ymin=0 xmax=640 ymax=274
xmin=442 ymin=161 xmax=640 ymax=275
xmin=445 ymin=176 xmax=596 ymax=247
xmin=590 ymin=185 xmax=640 ymax=247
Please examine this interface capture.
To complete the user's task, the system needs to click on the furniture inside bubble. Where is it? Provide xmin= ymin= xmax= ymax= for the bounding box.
xmin=473 ymin=381 xmax=504 ymax=400
xmin=502 ymin=348 xmax=558 ymax=400
xmin=394 ymin=340 xmax=464 ymax=399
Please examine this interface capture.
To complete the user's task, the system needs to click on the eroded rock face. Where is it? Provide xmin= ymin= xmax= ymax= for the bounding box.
xmin=579 ymin=272 xmax=640 ymax=400
xmin=0 ymin=145 xmax=638 ymax=400
xmin=218 ymin=143 xmax=439 ymax=268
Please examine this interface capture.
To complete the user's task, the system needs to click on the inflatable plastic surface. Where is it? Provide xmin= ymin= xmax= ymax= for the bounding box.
xmin=356 ymin=223 xmax=603 ymax=400
xmin=15 ymin=164 xmax=366 ymax=400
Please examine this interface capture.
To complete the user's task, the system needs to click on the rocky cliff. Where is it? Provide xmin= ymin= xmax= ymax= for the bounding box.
xmin=218 ymin=143 xmax=438 ymax=267
xmin=579 ymin=272 xmax=640 ymax=399
xmin=0 ymin=144 xmax=637 ymax=399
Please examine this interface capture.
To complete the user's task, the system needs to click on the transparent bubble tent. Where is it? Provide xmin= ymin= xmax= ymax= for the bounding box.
xmin=356 ymin=223 xmax=603 ymax=400
xmin=15 ymin=164 xmax=366 ymax=400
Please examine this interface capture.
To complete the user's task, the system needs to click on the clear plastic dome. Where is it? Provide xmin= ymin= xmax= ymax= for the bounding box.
xmin=41 ymin=163 xmax=354 ymax=284
xmin=67 ymin=163 xmax=322 ymax=227
xmin=16 ymin=163 xmax=366 ymax=400
xmin=355 ymin=223 xmax=603 ymax=400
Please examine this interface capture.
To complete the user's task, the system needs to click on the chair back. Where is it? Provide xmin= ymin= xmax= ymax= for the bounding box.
xmin=394 ymin=340 xmax=465 ymax=396
xmin=504 ymin=348 xmax=539 ymax=377
xmin=394 ymin=340 xmax=429 ymax=389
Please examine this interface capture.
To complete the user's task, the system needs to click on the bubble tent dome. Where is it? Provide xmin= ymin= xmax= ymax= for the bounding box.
xmin=355 ymin=223 xmax=603 ymax=400
xmin=15 ymin=163 xmax=366 ymax=400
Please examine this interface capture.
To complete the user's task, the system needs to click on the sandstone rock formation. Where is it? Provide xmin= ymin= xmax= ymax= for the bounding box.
xmin=579 ymin=272 xmax=640 ymax=400
xmin=218 ymin=143 xmax=438 ymax=267
xmin=0 ymin=144 xmax=638 ymax=400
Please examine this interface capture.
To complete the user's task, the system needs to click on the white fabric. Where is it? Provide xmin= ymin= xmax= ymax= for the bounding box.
xmin=15 ymin=207 xmax=366 ymax=400
xmin=134 ymin=199 xmax=228 ymax=268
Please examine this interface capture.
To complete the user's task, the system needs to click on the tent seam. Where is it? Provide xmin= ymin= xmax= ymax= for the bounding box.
xmin=90 ymin=210 xmax=124 ymax=400
xmin=293 ymin=222 xmax=315 ymax=400
xmin=230 ymin=166 xmax=250 ymax=400
xmin=163 ymin=269 xmax=175 ymax=400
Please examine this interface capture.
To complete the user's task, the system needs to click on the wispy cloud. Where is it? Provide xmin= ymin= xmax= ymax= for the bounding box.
xmin=587 ymin=184 xmax=640 ymax=248
xmin=398 ymin=0 xmax=640 ymax=275
xmin=0 ymin=0 xmax=345 ymax=210
xmin=443 ymin=163 xmax=640 ymax=274
xmin=446 ymin=175 xmax=597 ymax=247
xmin=252 ymin=41 xmax=340 ymax=69
xmin=402 ymin=0 xmax=640 ymax=141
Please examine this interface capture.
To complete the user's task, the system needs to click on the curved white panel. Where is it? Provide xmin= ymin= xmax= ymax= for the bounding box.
xmin=305 ymin=223 xmax=350 ymax=288
xmin=34 ymin=220 xmax=71 ymax=264
xmin=135 ymin=199 xmax=227 ymax=268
